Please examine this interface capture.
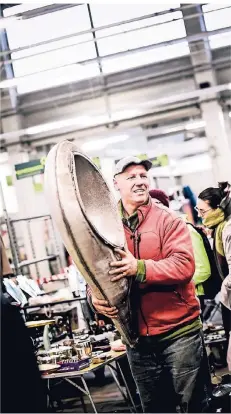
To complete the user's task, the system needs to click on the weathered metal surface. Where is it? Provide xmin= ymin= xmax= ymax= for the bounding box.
xmin=44 ymin=140 xmax=137 ymax=347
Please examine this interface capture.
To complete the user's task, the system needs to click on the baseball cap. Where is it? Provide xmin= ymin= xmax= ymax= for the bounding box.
xmin=114 ymin=156 xmax=152 ymax=176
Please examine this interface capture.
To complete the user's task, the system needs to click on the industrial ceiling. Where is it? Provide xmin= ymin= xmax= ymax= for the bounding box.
xmin=0 ymin=3 xmax=230 ymax=149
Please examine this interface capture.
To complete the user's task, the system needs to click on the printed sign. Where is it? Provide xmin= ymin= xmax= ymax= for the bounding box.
xmin=91 ymin=157 xmax=101 ymax=169
xmin=6 ymin=176 xmax=13 ymax=186
xmin=150 ymin=154 xmax=169 ymax=168
xmin=15 ymin=157 xmax=46 ymax=180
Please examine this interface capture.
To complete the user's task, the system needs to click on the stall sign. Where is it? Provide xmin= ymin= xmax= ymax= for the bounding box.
xmin=150 ymin=154 xmax=169 ymax=168
xmin=15 ymin=157 xmax=46 ymax=180
xmin=91 ymin=157 xmax=101 ymax=169
xmin=115 ymin=153 xmax=148 ymax=164
xmin=6 ymin=176 xmax=13 ymax=186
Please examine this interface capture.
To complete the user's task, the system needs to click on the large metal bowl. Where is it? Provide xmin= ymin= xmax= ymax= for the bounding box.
xmin=44 ymin=140 xmax=137 ymax=347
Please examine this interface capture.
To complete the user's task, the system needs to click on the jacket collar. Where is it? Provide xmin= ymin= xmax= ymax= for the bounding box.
xmin=118 ymin=196 xmax=152 ymax=227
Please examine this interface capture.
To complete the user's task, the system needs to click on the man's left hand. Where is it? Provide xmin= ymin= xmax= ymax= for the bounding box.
xmin=109 ymin=248 xmax=138 ymax=282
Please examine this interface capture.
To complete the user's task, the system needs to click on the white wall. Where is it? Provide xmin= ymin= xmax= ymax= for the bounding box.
xmin=181 ymin=170 xmax=214 ymax=196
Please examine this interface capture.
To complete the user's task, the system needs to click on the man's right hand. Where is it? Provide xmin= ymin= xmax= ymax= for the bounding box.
xmin=92 ymin=295 xmax=118 ymax=318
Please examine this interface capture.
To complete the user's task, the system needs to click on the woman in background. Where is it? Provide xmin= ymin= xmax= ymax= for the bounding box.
xmin=197 ymin=183 xmax=231 ymax=345
xmin=220 ymin=275 xmax=231 ymax=370
xmin=149 ymin=189 xmax=212 ymax=317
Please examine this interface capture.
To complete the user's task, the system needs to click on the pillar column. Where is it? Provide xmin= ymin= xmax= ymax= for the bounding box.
xmin=201 ymin=101 xmax=231 ymax=183
xmin=223 ymin=109 xmax=231 ymax=150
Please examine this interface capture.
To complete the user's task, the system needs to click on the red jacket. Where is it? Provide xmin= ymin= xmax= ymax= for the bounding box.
xmin=124 ymin=199 xmax=200 ymax=336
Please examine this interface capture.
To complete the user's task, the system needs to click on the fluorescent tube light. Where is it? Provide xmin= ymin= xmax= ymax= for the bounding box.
xmin=26 ymin=116 xmax=92 ymax=135
xmin=185 ymin=121 xmax=206 ymax=131
xmin=82 ymin=135 xmax=130 ymax=152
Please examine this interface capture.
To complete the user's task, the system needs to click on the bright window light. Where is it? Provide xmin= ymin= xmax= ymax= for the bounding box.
xmin=3 ymin=4 xmax=190 ymax=94
xmin=0 ymin=162 xmax=18 ymax=216
xmin=102 ymin=42 xmax=189 ymax=74
xmin=5 ymin=5 xmax=99 ymax=94
xmin=202 ymin=4 xmax=231 ymax=49
xmin=21 ymin=111 xmax=139 ymax=136
xmin=0 ymin=78 xmax=18 ymax=89
xmin=185 ymin=121 xmax=206 ymax=131
xmin=26 ymin=116 xmax=92 ymax=135
xmin=90 ymin=4 xmax=181 ymax=28
xmin=91 ymin=4 xmax=189 ymax=65
xmin=0 ymin=16 xmax=22 ymax=30
xmin=82 ymin=135 xmax=130 ymax=152
xmin=0 ymin=63 xmax=100 ymax=94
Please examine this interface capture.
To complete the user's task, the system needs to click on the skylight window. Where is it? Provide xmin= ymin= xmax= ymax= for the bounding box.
xmin=202 ymin=4 xmax=231 ymax=49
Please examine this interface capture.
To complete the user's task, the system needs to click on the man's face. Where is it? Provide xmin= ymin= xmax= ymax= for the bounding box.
xmin=114 ymin=164 xmax=150 ymax=205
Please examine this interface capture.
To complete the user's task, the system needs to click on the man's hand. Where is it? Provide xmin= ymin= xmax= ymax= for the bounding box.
xmin=109 ymin=248 xmax=138 ymax=282
xmin=92 ymin=295 xmax=118 ymax=318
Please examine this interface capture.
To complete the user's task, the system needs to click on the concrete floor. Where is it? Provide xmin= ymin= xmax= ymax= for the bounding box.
xmin=51 ymin=366 xmax=230 ymax=413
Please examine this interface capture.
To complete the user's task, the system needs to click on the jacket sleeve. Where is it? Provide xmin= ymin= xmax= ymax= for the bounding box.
xmin=220 ymin=275 xmax=231 ymax=310
xmin=144 ymin=217 xmax=195 ymax=285
xmin=220 ymin=221 xmax=231 ymax=310
xmin=222 ymin=221 xmax=231 ymax=278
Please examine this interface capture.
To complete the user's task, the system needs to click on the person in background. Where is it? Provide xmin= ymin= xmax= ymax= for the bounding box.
xmin=149 ymin=188 xmax=169 ymax=208
xmin=183 ymin=185 xmax=199 ymax=224
xmin=89 ymin=157 xmax=211 ymax=413
xmin=197 ymin=184 xmax=231 ymax=347
xmin=220 ymin=275 xmax=231 ymax=370
xmin=149 ymin=189 xmax=211 ymax=316
xmin=1 ymin=236 xmax=47 ymax=413
xmin=0 ymin=234 xmax=13 ymax=277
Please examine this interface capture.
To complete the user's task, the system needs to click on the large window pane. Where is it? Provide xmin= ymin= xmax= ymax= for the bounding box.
xmin=3 ymin=4 xmax=191 ymax=93
xmin=5 ymin=5 xmax=99 ymax=93
xmin=15 ymin=63 xmax=100 ymax=94
xmin=91 ymin=4 xmax=189 ymax=66
xmin=102 ymin=42 xmax=189 ymax=74
xmin=90 ymin=4 xmax=181 ymax=26
xmin=203 ymin=4 xmax=231 ymax=49
xmin=96 ymin=19 xmax=186 ymax=56
xmin=12 ymin=34 xmax=97 ymax=77
xmin=6 ymin=5 xmax=91 ymax=48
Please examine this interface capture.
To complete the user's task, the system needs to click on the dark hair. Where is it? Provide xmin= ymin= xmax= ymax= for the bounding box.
xmin=198 ymin=187 xmax=223 ymax=209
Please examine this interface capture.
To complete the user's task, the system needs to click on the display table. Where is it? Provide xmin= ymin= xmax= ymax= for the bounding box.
xmin=25 ymin=319 xmax=56 ymax=328
xmin=42 ymin=350 xmax=137 ymax=413
xmin=23 ymin=297 xmax=87 ymax=338
xmin=26 ymin=319 xmax=56 ymax=350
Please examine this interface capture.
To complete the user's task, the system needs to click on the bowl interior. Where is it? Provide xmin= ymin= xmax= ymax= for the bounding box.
xmin=74 ymin=154 xmax=124 ymax=248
